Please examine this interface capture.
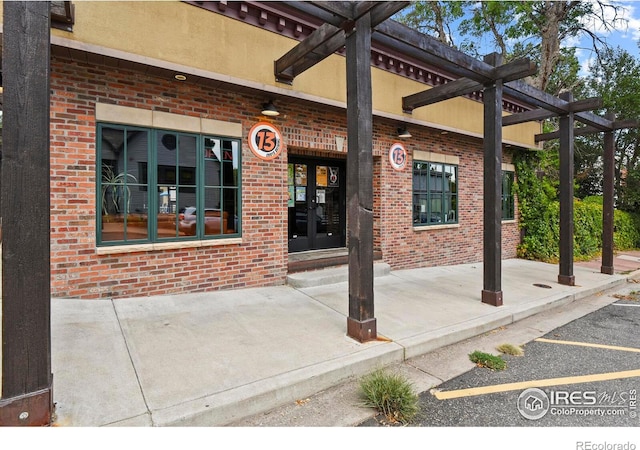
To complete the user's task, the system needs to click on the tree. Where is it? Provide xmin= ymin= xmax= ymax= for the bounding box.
xmin=394 ymin=1 xmax=468 ymax=46
xmin=398 ymin=1 xmax=626 ymax=93
xmin=586 ymin=46 xmax=640 ymax=211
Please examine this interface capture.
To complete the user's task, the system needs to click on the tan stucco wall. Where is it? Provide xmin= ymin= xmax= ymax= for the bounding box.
xmin=1 ymin=0 xmax=541 ymax=147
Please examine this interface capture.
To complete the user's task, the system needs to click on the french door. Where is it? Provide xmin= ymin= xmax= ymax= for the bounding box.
xmin=288 ymin=157 xmax=346 ymax=253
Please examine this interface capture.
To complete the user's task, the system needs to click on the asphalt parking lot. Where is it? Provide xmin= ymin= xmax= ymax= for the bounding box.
xmin=370 ymin=295 xmax=640 ymax=427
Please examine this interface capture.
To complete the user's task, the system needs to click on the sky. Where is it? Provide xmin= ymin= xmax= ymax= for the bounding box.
xmin=575 ymin=0 xmax=640 ymax=75
xmin=418 ymin=1 xmax=640 ymax=77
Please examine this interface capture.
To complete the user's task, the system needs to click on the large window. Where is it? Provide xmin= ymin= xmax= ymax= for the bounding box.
xmin=413 ymin=161 xmax=458 ymax=226
xmin=502 ymin=170 xmax=515 ymax=220
xmin=97 ymin=124 xmax=241 ymax=245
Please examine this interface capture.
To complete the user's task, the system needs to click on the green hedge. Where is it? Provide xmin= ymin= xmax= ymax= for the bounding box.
xmin=518 ymin=199 xmax=640 ymax=262
xmin=514 ymin=152 xmax=640 ymax=262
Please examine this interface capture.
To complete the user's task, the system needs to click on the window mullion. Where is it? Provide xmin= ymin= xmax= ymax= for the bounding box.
xmin=149 ymin=129 xmax=158 ymax=241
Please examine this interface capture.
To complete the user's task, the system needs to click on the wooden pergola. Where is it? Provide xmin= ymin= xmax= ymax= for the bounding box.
xmin=273 ymin=1 xmax=638 ymax=340
xmin=1 ymin=0 xmax=637 ymax=425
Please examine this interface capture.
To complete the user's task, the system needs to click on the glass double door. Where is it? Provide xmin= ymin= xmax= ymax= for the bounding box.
xmin=288 ymin=157 xmax=346 ymax=253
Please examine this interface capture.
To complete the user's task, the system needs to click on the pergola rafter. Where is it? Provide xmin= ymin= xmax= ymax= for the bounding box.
xmin=274 ymin=1 xmax=409 ymax=84
xmin=535 ymin=118 xmax=639 ymax=142
xmin=502 ymin=97 xmax=603 ymax=127
xmin=402 ymin=58 xmax=537 ymax=112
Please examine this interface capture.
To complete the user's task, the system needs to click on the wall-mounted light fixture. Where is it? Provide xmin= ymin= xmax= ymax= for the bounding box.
xmin=397 ymin=126 xmax=411 ymax=139
xmin=174 ymin=74 xmax=187 ymax=81
xmin=261 ymin=101 xmax=280 ymax=116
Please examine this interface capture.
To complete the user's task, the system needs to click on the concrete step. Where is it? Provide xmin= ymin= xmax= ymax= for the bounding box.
xmin=286 ymin=262 xmax=391 ymax=288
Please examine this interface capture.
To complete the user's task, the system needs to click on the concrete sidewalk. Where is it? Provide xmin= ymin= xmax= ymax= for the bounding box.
xmin=36 ymin=256 xmax=639 ymax=427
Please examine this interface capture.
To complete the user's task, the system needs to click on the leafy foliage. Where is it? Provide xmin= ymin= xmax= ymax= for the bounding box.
xmin=515 ymin=152 xmax=640 ymax=262
xmin=514 ymin=151 xmax=558 ymax=261
xmin=469 ymin=351 xmax=506 ymax=371
xmin=359 ymin=369 xmax=420 ymax=424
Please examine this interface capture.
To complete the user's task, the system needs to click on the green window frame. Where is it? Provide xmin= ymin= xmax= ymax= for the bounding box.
xmin=97 ymin=123 xmax=241 ymax=246
xmin=502 ymin=170 xmax=515 ymax=220
xmin=413 ymin=161 xmax=458 ymax=226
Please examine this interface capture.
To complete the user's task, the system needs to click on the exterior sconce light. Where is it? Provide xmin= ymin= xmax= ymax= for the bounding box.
xmin=261 ymin=101 xmax=280 ymax=116
xmin=397 ymin=126 xmax=411 ymax=139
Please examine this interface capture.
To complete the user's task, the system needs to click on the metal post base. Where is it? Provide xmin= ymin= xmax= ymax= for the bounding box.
xmin=347 ymin=317 xmax=377 ymax=343
xmin=600 ymin=266 xmax=615 ymax=275
xmin=481 ymin=290 xmax=503 ymax=307
xmin=558 ymin=274 xmax=576 ymax=286
xmin=0 ymin=385 xmax=53 ymax=426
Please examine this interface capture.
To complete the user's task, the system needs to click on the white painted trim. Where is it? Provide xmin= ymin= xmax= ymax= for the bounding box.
xmin=95 ymin=102 xmax=243 ymax=137
xmin=413 ymin=150 xmax=460 ymax=165
xmin=95 ymin=238 xmax=243 ymax=255
xmin=413 ymin=224 xmax=460 ymax=231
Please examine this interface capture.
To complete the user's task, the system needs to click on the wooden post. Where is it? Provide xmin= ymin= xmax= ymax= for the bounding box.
xmin=601 ymin=112 xmax=615 ymax=275
xmin=345 ymin=12 xmax=376 ymax=342
xmin=481 ymin=53 xmax=503 ymax=306
xmin=558 ymin=91 xmax=575 ymax=286
xmin=0 ymin=1 xmax=53 ymax=426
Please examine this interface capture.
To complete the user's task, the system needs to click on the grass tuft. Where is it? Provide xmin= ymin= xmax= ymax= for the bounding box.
xmin=469 ymin=350 xmax=506 ymax=371
xmin=359 ymin=369 xmax=420 ymax=424
xmin=496 ymin=343 xmax=524 ymax=356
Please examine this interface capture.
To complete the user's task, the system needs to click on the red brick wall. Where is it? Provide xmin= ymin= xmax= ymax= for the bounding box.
xmin=49 ymin=56 xmax=519 ymax=299
xmin=378 ymin=128 xmax=520 ymax=269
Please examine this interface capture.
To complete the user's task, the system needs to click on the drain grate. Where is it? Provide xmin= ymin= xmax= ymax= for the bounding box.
xmin=533 ymin=283 xmax=552 ymax=289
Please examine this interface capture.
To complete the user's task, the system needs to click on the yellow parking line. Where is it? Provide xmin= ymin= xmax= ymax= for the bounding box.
xmin=433 ymin=369 xmax=640 ymax=400
xmin=535 ymin=337 xmax=640 ymax=353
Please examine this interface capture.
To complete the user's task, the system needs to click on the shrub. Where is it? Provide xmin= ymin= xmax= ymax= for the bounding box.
xmin=582 ymin=195 xmax=604 ymax=205
xmin=496 ymin=343 xmax=524 ymax=356
xmin=614 ymin=210 xmax=640 ymax=250
xmin=469 ymin=351 xmax=506 ymax=370
xmin=515 ymin=153 xmax=640 ymax=262
xmin=359 ymin=369 xmax=420 ymax=424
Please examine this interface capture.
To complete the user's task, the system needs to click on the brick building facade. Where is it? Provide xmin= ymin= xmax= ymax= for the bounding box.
xmin=34 ymin=2 xmax=536 ymax=299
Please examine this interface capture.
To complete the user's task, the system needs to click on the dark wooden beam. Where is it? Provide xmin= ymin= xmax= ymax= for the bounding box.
xmin=375 ymin=19 xmax=612 ymax=131
xmin=491 ymin=58 xmax=538 ymax=83
xmin=558 ymin=92 xmax=575 ymax=286
xmin=0 ymin=1 xmax=53 ymax=426
xmin=535 ymin=119 xmax=639 ymax=142
xmin=311 ymin=1 xmax=356 ymax=20
xmin=275 ymin=2 xmax=408 ymax=83
xmin=311 ymin=1 xmax=409 ymax=25
xmin=287 ymin=31 xmax=347 ymax=81
xmin=368 ymin=2 xmax=410 ymax=27
xmin=402 ymin=57 xmax=536 ymax=112
xmin=275 ymin=22 xmax=344 ymax=83
xmin=601 ymin=112 xmax=616 ymax=275
xmin=281 ymin=1 xmax=345 ymax=27
xmin=374 ymin=20 xmax=495 ymax=84
xmin=502 ymin=108 xmax=556 ymax=127
xmin=502 ymin=98 xmax=602 ymax=127
xmin=346 ymin=13 xmax=376 ymax=342
xmin=505 ymin=81 xmax=612 ymax=130
xmin=482 ymin=53 xmax=503 ymax=307
xmin=402 ymin=78 xmax=480 ymax=112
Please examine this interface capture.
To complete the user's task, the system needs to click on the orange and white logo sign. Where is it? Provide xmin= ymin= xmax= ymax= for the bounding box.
xmin=248 ymin=122 xmax=283 ymax=160
xmin=389 ymin=142 xmax=407 ymax=171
